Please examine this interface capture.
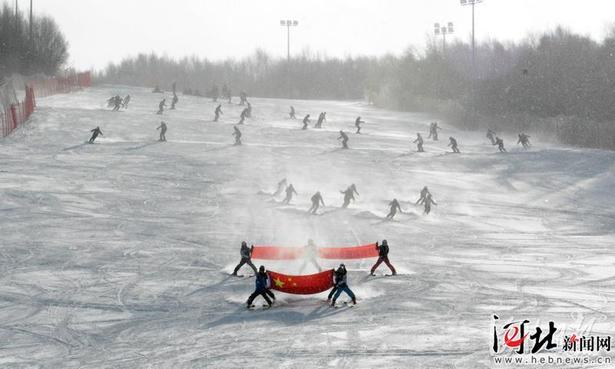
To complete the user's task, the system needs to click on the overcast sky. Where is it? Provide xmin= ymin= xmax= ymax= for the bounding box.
xmin=25 ymin=0 xmax=615 ymax=70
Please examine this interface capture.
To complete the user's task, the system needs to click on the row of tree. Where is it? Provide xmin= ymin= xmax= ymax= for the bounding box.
xmin=0 ymin=2 xmax=69 ymax=78
xmin=97 ymin=26 xmax=615 ymax=149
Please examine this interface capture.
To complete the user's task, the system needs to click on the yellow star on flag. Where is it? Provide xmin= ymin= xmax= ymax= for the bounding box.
xmin=274 ymin=278 xmax=285 ymax=288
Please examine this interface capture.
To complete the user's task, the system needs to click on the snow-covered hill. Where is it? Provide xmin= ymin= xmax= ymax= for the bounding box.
xmin=1 ymin=86 xmax=614 ymax=368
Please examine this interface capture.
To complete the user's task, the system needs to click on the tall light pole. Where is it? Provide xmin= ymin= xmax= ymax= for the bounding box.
xmin=29 ymin=0 xmax=33 ymax=41
xmin=280 ymin=19 xmax=299 ymax=98
xmin=434 ymin=22 xmax=454 ymax=54
xmin=460 ymin=0 xmax=482 ymax=67
xmin=280 ymin=20 xmax=299 ymax=63
xmin=461 ymin=0 xmax=483 ymax=128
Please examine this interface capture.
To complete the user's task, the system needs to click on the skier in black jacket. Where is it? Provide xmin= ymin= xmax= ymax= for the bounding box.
xmin=340 ymin=184 xmax=359 ymax=208
xmin=232 ymin=241 xmax=257 ymax=276
xmin=370 ymin=240 xmax=397 ymax=275
xmin=89 ymin=126 xmax=103 ymax=143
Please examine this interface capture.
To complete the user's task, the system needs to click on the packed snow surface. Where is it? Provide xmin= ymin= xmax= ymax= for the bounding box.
xmin=1 ymin=86 xmax=614 ymax=368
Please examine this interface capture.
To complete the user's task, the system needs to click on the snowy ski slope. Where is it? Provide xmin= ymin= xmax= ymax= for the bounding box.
xmin=1 ymin=86 xmax=614 ymax=368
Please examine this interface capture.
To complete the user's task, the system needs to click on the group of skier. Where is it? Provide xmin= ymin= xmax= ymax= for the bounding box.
xmin=106 ymin=95 xmax=130 ymax=111
xmin=234 ymin=239 xmax=398 ymax=308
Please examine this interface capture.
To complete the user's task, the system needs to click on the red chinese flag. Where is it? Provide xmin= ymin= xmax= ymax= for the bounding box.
xmin=251 ymin=246 xmax=304 ymax=260
xmin=319 ymin=243 xmax=379 ymax=259
xmin=268 ymin=269 xmax=334 ymax=295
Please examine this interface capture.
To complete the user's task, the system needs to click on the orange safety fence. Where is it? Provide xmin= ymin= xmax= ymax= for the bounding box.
xmin=0 ymin=72 xmax=91 ymax=138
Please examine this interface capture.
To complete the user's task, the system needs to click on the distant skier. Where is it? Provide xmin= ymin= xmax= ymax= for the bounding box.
xmin=302 ymin=114 xmax=310 ymax=130
xmin=273 ymin=178 xmax=287 ymax=197
xmin=246 ymin=265 xmax=275 ymax=309
xmin=370 ymin=240 xmax=397 ymax=276
xmin=518 ymin=133 xmax=531 ymax=149
xmin=428 ymin=122 xmax=441 ymax=141
xmin=415 ymin=186 xmax=431 ymax=205
xmin=246 ymin=102 xmax=252 ymax=118
xmin=238 ymin=108 xmax=248 ymax=124
xmin=299 ymin=239 xmax=322 ymax=273
xmin=289 ymin=106 xmax=296 ymax=119
xmin=340 ymin=184 xmax=359 ymax=208
xmin=232 ymin=241 xmax=257 ymax=276
xmin=338 ymin=130 xmax=349 ymax=149
xmin=329 ymin=264 xmax=356 ymax=307
xmin=170 ymin=93 xmax=178 ymax=110
xmin=486 ymin=129 xmax=496 ymax=145
xmin=355 ymin=116 xmax=364 ymax=134
xmin=122 ymin=94 xmax=131 ymax=108
xmin=156 ymin=121 xmax=167 ymax=142
xmin=112 ymin=95 xmax=122 ymax=111
xmin=239 ymin=91 xmax=248 ymax=105
xmin=422 ymin=193 xmax=437 ymax=215
xmin=214 ymin=104 xmax=223 ymax=122
xmin=315 ymin=112 xmax=326 ymax=128
xmin=413 ymin=133 xmax=424 ymax=152
xmin=494 ymin=137 xmax=506 ymax=152
xmin=448 ymin=136 xmax=460 ymax=153
xmin=386 ymin=198 xmax=402 ymax=220
xmin=233 ymin=126 xmax=242 ymax=145
xmin=308 ymin=191 xmax=325 ymax=214
xmin=88 ymin=126 xmax=103 ymax=144
xmin=157 ymin=98 xmax=166 ymax=115
xmin=282 ymin=184 xmax=297 ymax=204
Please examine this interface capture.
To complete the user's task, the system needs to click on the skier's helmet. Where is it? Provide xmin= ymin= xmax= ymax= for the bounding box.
xmin=259 ymin=265 xmax=265 ymax=273
xmin=381 ymin=239 xmax=388 ymax=246
xmin=241 ymin=241 xmax=247 ymax=247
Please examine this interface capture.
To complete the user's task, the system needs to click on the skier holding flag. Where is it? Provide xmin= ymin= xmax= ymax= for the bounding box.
xmin=232 ymin=241 xmax=257 ymax=276
xmin=370 ymin=240 xmax=397 ymax=276
xmin=246 ymin=265 xmax=275 ymax=309
xmin=330 ymin=264 xmax=357 ymax=307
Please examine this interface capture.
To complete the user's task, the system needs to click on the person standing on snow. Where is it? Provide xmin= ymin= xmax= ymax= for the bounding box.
xmin=246 ymin=265 xmax=275 ymax=308
xmin=283 ymin=184 xmax=297 ymax=204
xmin=238 ymin=108 xmax=248 ymax=125
xmin=302 ymin=114 xmax=311 ymax=130
xmin=370 ymin=240 xmax=397 ymax=276
xmin=422 ymin=193 xmax=437 ymax=215
xmin=298 ymin=239 xmax=322 ymax=273
xmin=232 ymin=241 xmax=257 ymax=276
xmin=315 ymin=112 xmax=326 ymax=128
xmin=156 ymin=121 xmax=167 ymax=142
xmin=448 ymin=136 xmax=460 ymax=153
xmin=157 ymin=98 xmax=166 ymax=115
xmin=518 ymin=133 xmax=531 ymax=149
xmin=273 ymin=178 xmax=287 ymax=197
xmin=330 ymin=264 xmax=357 ymax=307
xmin=233 ymin=126 xmax=242 ymax=145
xmin=355 ymin=116 xmax=365 ymax=134
xmin=340 ymin=184 xmax=359 ymax=208
xmin=88 ymin=126 xmax=103 ymax=144
xmin=308 ymin=191 xmax=325 ymax=214
xmin=122 ymin=94 xmax=131 ymax=109
xmin=415 ymin=186 xmax=431 ymax=205
xmin=170 ymin=93 xmax=178 ymax=110
xmin=386 ymin=198 xmax=403 ymax=220
xmin=413 ymin=133 xmax=424 ymax=152
xmin=289 ymin=106 xmax=296 ymax=119
xmin=494 ymin=137 xmax=506 ymax=152
xmin=214 ymin=104 xmax=223 ymax=122
xmin=486 ymin=129 xmax=496 ymax=145
xmin=338 ymin=130 xmax=349 ymax=149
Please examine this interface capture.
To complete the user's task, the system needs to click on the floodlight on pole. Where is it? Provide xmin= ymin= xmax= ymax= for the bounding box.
xmin=461 ymin=0 xmax=484 ymax=129
xmin=280 ymin=19 xmax=299 ymax=63
xmin=434 ymin=22 xmax=454 ymax=53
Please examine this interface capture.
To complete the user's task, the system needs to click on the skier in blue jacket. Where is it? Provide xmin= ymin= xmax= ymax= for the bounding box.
xmin=246 ymin=265 xmax=275 ymax=308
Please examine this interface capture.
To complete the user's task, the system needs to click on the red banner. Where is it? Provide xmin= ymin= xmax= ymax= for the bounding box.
xmin=252 ymin=243 xmax=379 ymax=260
xmin=251 ymin=246 xmax=304 ymax=260
xmin=319 ymin=243 xmax=379 ymax=259
xmin=268 ymin=270 xmax=334 ymax=295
